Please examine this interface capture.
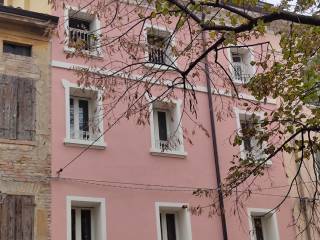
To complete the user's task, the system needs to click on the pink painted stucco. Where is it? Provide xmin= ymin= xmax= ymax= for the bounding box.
xmin=50 ymin=1 xmax=296 ymax=240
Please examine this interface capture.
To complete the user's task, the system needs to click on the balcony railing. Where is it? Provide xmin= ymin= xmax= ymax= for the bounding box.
xmin=69 ymin=27 xmax=96 ymax=51
xmin=148 ymin=45 xmax=167 ymax=65
xmin=79 ymin=130 xmax=91 ymax=141
xmin=155 ymin=139 xmax=181 ymax=152
xmin=233 ymin=63 xmax=252 ymax=83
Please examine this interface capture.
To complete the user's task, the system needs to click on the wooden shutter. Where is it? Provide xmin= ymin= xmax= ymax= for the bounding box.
xmin=0 ymin=195 xmax=35 ymax=240
xmin=0 ymin=74 xmax=18 ymax=139
xmin=17 ymin=78 xmax=36 ymax=141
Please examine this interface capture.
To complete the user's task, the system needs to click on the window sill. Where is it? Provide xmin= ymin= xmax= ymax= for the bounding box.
xmin=64 ymin=46 xmax=103 ymax=60
xmin=150 ymin=148 xmax=187 ymax=158
xmin=232 ymin=79 xmax=250 ymax=85
xmin=144 ymin=62 xmax=177 ymax=71
xmin=64 ymin=138 xmax=106 ymax=150
xmin=0 ymin=139 xmax=36 ymax=146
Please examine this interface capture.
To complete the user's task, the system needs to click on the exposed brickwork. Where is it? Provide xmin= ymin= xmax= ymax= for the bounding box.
xmin=0 ymin=33 xmax=51 ymax=240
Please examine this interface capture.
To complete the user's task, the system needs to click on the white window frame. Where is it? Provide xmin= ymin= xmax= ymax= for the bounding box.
xmin=248 ymin=208 xmax=280 ymax=240
xmin=143 ymin=24 xmax=177 ymax=70
xmin=147 ymin=95 xmax=187 ymax=158
xmin=64 ymin=5 xmax=102 ymax=57
xmin=67 ymin=196 xmax=107 ymax=240
xmin=155 ymin=202 xmax=192 ymax=240
xmin=62 ymin=79 xmax=106 ymax=149
xmin=234 ymin=107 xmax=271 ymax=166
xmin=227 ymin=46 xmax=256 ymax=84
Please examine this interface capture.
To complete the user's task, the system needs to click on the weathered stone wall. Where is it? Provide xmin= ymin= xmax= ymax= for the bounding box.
xmin=0 ymin=29 xmax=51 ymax=240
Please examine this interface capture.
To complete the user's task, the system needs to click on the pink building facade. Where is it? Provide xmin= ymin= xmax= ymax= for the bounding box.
xmin=50 ymin=1 xmax=296 ymax=240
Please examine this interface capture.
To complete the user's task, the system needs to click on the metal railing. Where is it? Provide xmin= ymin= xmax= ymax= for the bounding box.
xmin=69 ymin=27 xmax=96 ymax=51
xmin=148 ymin=45 xmax=167 ymax=65
xmin=79 ymin=130 xmax=91 ymax=141
xmin=233 ymin=63 xmax=252 ymax=83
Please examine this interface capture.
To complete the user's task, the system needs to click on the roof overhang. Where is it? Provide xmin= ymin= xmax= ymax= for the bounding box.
xmin=0 ymin=5 xmax=59 ymax=37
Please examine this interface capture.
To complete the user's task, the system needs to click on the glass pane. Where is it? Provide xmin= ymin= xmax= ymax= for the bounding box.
xmin=160 ymin=214 xmax=163 ymax=240
xmin=157 ymin=111 xmax=168 ymax=141
xmin=81 ymin=209 xmax=91 ymax=240
xmin=253 ymin=217 xmax=264 ymax=240
xmin=70 ymin=98 xmax=75 ymax=138
xmin=3 ymin=42 xmax=32 ymax=57
xmin=166 ymin=214 xmax=177 ymax=240
xmin=79 ymin=100 xmax=89 ymax=140
xmin=71 ymin=209 xmax=76 ymax=240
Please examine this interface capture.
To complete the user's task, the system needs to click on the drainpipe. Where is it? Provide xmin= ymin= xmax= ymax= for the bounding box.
xmin=201 ymin=26 xmax=229 ymax=240
xmin=294 ymin=152 xmax=312 ymax=240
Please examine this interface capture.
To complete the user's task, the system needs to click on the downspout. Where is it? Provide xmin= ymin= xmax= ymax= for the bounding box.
xmin=294 ymin=151 xmax=312 ymax=240
xmin=201 ymin=23 xmax=229 ymax=240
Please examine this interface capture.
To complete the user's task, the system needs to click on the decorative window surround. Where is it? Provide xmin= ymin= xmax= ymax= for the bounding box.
xmin=52 ymin=60 xmax=277 ymax=105
xmin=64 ymin=5 xmax=102 ymax=58
xmin=227 ymin=47 xmax=256 ymax=84
xmin=62 ymin=79 xmax=106 ymax=149
xmin=155 ymin=202 xmax=192 ymax=240
xmin=147 ymin=95 xmax=187 ymax=158
xmin=234 ymin=108 xmax=271 ymax=166
xmin=248 ymin=208 xmax=280 ymax=240
xmin=66 ymin=196 xmax=107 ymax=240
xmin=143 ymin=24 xmax=177 ymax=70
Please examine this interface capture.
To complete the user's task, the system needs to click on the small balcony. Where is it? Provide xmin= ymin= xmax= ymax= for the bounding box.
xmin=69 ymin=27 xmax=96 ymax=51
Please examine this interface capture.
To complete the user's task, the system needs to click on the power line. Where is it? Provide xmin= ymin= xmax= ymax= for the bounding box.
xmin=0 ymin=176 xmax=319 ymax=201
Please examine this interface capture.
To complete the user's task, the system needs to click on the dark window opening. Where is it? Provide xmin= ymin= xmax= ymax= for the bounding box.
xmin=157 ymin=111 xmax=168 ymax=141
xmin=69 ymin=17 xmax=91 ymax=31
xmin=3 ymin=42 xmax=32 ymax=57
xmin=253 ymin=217 xmax=264 ymax=240
xmin=71 ymin=209 xmax=76 ymax=240
xmin=166 ymin=214 xmax=177 ymax=240
xmin=81 ymin=209 xmax=92 ymax=240
xmin=79 ymin=99 xmax=89 ymax=139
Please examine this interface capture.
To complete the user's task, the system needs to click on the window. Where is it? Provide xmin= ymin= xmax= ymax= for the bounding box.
xmin=63 ymin=80 xmax=105 ymax=148
xmin=234 ymin=109 xmax=270 ymax=164
xmin=0 ymin=194 xmax=35 ymax=239
xmin=65 ymin=7 xmax=100 ymax=53
xmin=249 ymin=209 xmax=279 ymax=240
xmin=0 ymin=74 xmax=35 ymax=141
xmin=150 ymin=100 xmax=185 ymax=156
xmin=156 ymin=203 xmax=192 ymax=240
xmin=146 ymin=28 xmax=172 ymax=65
xmin=229 ymin=48 xmax=254 ymax=83
xmin=3 ymin=41 xmax=32 ymax=57
xmin=67 ymin=196 xmax=106 ymax=240
xmin=69 ymin=97 xmax=91 ymax=141
xmin=239 ymin=114 xmax=260 ymax=154
xmin=71 ymin=208 xmax=93 ymax=240
xmin=240 ymin=114 xmax=256 ymax=153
